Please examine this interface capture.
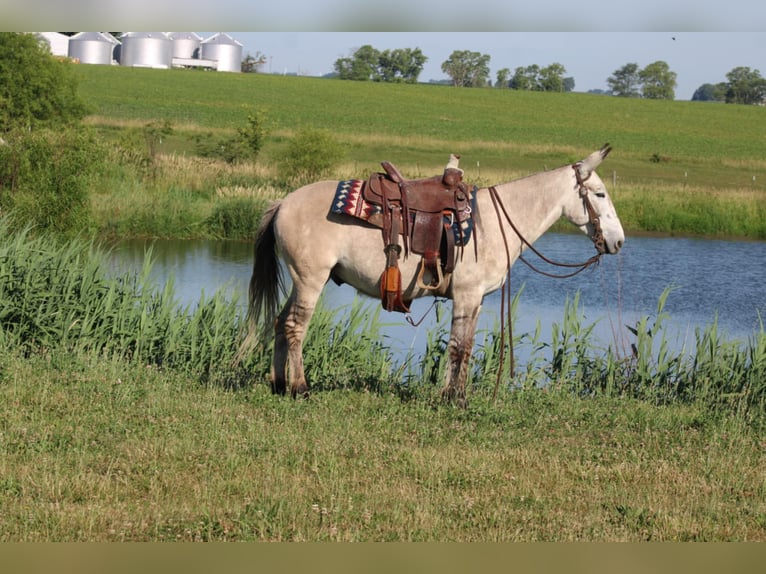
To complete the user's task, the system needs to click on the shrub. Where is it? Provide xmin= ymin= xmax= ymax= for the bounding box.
xmin=205 ymin=197 xmax=267 ymax=240
xmin=0 ymin=32 xmax=89 ymax=132
xmin=191 ymin=110 xmax=268 ymax=164
xmin=278 ymin=127 xmax=345 ymax=183
xmin=0 ymin=127 xmax=103 ymax=238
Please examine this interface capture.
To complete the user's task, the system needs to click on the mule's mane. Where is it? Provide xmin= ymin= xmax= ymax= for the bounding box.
xmin=492 ymin=161 xmax=573 ymax=188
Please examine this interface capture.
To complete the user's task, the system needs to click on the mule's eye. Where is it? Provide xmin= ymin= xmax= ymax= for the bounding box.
xmin=595 ymin=192 xmax=606 ymax=198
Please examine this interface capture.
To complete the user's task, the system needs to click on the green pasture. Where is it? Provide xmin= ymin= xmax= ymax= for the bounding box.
xmin=69 ymin=66 xmax=766 ymax=240
xmin=76 ymin=65 xmax=766 ymax=187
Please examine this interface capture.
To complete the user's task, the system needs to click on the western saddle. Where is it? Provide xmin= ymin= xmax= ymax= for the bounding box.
xmin=362 ymin=155 xmax=473 ymax=313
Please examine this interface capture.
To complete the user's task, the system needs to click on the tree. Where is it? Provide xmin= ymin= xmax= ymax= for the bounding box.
xmin=377 ymin=48 xmax=427 ymax=83
xmin=563 ymin=77 xmax=576 ymax=93
xmin=241 ymin=51 xmax=267 ymax=73
xmin=692 ymin=83 xmax=726 ymax=102
xmin=509 ymin=65 xmax=540 ymax=90
xmin=639 ymin=60 xmax=677 ymax=100
xmin=724 ymin=67 xmax=766 ymax=105
xmin=538 ymin=63 xmax=567 ymax=92
xmin=0 ymin=32 xmax=88 ymax=132
xmin=441 ymin=50 xmax=491 ymax=87
xmin=607 ymin=63 xmax=641 ymax=97
xmin=495 ymin=67 xmax=511 ymax=88
xmin=334 ymin=45 xmax=381 ymax=81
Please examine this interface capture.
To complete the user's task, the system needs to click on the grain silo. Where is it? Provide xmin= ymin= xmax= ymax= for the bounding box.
xmin=200 ymin=33 xmax=243 ymax=73
xmin=119 ymin=32 xmax=172 ymax=69
xmin=37 ymin=32 xmax=70 ymax=57
xmin=68 ymin=32 xmax=117 ymax=65
xmin=168 ymin=32 xmax=202 ymax=59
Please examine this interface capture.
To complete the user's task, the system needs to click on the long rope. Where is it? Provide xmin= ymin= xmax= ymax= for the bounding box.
xmin=486 ymin=184 xmax=605 ymax=402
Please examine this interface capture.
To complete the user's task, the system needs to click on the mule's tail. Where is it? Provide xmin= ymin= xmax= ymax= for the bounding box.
xmin=233 ymin=201 xmax=284 ymax=365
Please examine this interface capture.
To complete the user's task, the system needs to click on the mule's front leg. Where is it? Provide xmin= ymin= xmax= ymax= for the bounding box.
xmin=441 ymin=302 xmax=481 ymax=408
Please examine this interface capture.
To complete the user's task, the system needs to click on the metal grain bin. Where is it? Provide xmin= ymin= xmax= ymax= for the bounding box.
xmin=120 ymin=32 xmax=172 ymax=69
xmin=200 ymin=33 xmax=243 ymax=73
xmin=168 ymin=32 xmax=202 ymax=59
xmin=68 ymin=32 xmax=117 ymax=65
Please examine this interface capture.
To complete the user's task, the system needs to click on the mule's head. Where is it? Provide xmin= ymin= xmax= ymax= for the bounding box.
xmin=564 ymin=144 xmax=625 ymax=255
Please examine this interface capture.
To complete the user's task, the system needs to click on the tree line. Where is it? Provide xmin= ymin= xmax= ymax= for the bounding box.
xmin=330 ymin=44 xmax=765 ymax=104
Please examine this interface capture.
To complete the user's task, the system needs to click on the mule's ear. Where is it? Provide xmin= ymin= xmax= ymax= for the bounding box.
xmin=578 ymin=144 xmax=610 ymax=178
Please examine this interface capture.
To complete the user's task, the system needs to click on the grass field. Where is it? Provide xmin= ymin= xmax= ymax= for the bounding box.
xmin=2 ymin=349 xmax=764 ymax=541
xmin=0 ymin=65 xmax=764 ymax=542
xmin=74 ymin=65 xmax=766 ymax=239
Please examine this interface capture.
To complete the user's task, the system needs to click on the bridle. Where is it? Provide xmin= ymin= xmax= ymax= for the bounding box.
xmin=487 ymin=162 xmax=609 ymax=401
xmin=573 ymin=163 xmax=607 ymax=256
xmin=488 ymin=162 xmax=606 ymax=279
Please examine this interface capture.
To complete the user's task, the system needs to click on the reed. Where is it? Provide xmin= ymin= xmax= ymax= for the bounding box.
xmin=1 ymin=224 xmax=764 ymax=424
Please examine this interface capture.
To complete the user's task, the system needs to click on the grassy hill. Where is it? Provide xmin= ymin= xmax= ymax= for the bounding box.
xmin=76 ymin=65 xmax=766 ymax=190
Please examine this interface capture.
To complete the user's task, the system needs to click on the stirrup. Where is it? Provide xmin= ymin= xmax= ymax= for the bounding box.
xmin=415 ymin=259 xmax=444 ymax=291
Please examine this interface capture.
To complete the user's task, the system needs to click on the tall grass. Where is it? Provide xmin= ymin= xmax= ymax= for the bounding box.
xmin=1 ymin=222 xmax=763 ymax=425
xmin=0 ymin=223 xmax=257 ymax=384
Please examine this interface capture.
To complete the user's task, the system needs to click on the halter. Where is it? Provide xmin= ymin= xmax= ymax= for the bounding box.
xmin=573 ymin=163 xmax=607 ymax=256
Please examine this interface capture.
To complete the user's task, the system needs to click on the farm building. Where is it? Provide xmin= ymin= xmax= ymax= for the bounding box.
xmin=200 ymin=33 xmax=243 ymax=73
xmin=68 ymin=32 xmax=119 ymax=65
xmin=36 ymin=32 xmax=70 ymax=57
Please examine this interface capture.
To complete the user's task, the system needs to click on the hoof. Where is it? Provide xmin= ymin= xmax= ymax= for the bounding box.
xmin=271 ymin=381 xmax=287 ymax=395
xmin=440 ymin=387 xmax=468 ymax=409
xmin=290 ymin=382 xmax=310 ymax=400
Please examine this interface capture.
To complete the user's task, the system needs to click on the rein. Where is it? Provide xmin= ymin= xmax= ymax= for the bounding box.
xmin=488 ymin=163 xmax=606 ymax=401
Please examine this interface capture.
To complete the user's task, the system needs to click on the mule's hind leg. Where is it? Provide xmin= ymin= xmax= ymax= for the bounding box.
xmin=441 ymin=300 xmax=482 ymax=408
xmin=273 ymin=286 xmax=321 ymax=399
xmin=271 ymin=296 xmax=292 ymax=395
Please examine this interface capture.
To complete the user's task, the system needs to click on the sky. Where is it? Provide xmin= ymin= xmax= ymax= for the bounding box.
xmin=3 ymin=1 xmax=764 ymax=100
xmin=210 ymin=32 xmax=765 ymax=100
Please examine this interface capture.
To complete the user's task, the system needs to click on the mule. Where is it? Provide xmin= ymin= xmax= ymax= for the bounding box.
xmin=236 ymin=145 xmax=624 ymax=406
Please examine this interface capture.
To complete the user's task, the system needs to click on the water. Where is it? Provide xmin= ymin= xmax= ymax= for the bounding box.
xmin=108 ymin=233 xmax=766 ymax=363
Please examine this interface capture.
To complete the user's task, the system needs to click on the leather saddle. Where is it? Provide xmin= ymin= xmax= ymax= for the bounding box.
xmin=361 ymin=160 xmax=473 ymax=313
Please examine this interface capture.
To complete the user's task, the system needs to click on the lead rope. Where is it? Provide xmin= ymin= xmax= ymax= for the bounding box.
xmin=487 ymin=177 xmax=605 ymax=402
xmin=488 ymin=188 xmax=515 ymax=403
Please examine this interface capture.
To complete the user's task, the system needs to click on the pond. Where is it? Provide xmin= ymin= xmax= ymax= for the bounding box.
xmin=109 ymin=232 xmax=766 ymax=363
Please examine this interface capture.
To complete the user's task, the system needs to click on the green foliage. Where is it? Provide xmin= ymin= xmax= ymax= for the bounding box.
xmin=0 ymin=33 xmax=89 ymax=132
xmin=639 ymin=61 xmax=677 ymax=100
xmin=192 ymin=109 xmax=268 ymax=164
xmin=607 ymin=63 xmax=642 ymax=97
xmin=205 ymin=197 xmax=267 ymax=239
xmin=724 ymin=66 xmax=766 ymax=104
xmin=0 ymin=127 xmax=103 ymax=238
xmin=0 ymin=224 xmax=262 ymax=382
xmin=441 ymin=50 xmax=491 ymax=87
xmin=510 ymin=63 xmax=571 ymax=92
xmin=334 ymin=45 xmax=427 ymax=84
xmin=334 ymin=45 xmax=381 ymax=81
xmin=278 ymin=128 xmax=345 ymax=182
xmin=116 ymin=119 xmax=174 ymax=180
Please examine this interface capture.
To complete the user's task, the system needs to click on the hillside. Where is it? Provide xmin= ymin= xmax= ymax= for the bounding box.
xmin=75 ymin=65 xmax=766 ymax=191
